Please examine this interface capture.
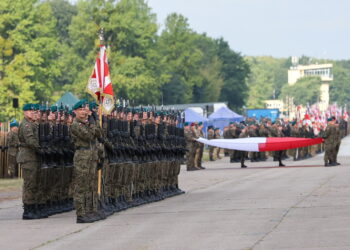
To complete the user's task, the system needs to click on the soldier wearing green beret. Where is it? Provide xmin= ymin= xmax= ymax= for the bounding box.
xmin=18 ymin=104 xmax=46 ymax=219
xmin=323 ymin=117 xmax=339 ymax=166
xmin=7 ymin=120 xmax=20 ymax=178
xmin=70 ymin=100 xmax=103 ymax=223
xmin=195 ymin=122 xmax=205 ymax=169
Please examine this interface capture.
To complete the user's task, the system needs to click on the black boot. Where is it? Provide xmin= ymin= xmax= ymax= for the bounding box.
xmin=100 ymin=199 xmax=114 ymax=217
xmin=279 ymin=159 xmax=285 ymax=167
xmin=76 ymin=214 xmax=96 ymax=223
xmin=37 ymin=204 xmax=49 ymax=218
xmin=23 ymin=204 xmax=41 ymax=220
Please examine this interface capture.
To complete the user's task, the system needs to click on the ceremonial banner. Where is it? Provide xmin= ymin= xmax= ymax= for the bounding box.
xmin=87 ymin=45 xmax=114 ymax=113
xmin=197 ymin=137 xmax=324 ymax=152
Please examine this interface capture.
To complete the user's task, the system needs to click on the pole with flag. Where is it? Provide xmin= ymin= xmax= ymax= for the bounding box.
xmin=86 ymin=28 xmax=115 ymax=195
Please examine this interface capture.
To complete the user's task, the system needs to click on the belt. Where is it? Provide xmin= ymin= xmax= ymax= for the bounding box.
xmin=76 ymin=147 xmax=91 ymax=150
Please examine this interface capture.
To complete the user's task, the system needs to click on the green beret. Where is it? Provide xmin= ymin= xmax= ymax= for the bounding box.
xmin=229 ymin=122 xmax=234 ymax=124
xmin=22 ymin=103 xmax=35 ymax=111
xmin=73 ymin=99 xmax=88 ymax=110
xmin=214 ymin=128 xmax=220 ymax=131
xmin=327 ymin=117 xmax=333 ymax=122
xmin=33 ymin=104 xmax=40 ymax=111
xmin=198 ymin=122 xmax=203 ymax=126
xmin=89 ymin=102 xmax=98 ymax=111
xmin=291 ymin=121 xmax=296 ymax=126
xmin=50 ymin=105 xmax=58 ymax=112
xmin=184 ymin=122 xmax=189 ymax=126
xmin=10 ymin=120 xmax=19 ymax=127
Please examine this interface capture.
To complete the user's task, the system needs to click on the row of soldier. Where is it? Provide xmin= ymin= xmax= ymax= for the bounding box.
xmin=18 ymin=101 xmax=186 ymax=223
xmin=185 ymin=117 xmax=347 ymax=169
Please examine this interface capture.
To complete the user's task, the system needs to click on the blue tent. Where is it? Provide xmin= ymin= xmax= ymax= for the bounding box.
xmin=208 ymin=106 xmax=244 ymax=132
xmin=184 ymin=108 xmax=208 ymax=123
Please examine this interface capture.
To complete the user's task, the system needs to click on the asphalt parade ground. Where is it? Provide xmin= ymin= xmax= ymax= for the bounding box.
xmin=1 ymin=137 xmax=350 ymax=250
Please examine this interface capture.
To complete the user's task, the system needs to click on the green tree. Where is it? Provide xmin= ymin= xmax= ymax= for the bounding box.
xmin=246 ymin=56 xmax=290 ymax=108
xmin=281 ymin=76 xmax=322 ymax=106
xmin=216 ymin=38 xmax=250 ymax=110
xmin=0 ymin=0 xmax=61 ymax=120
xmin=191 ymin=34 xmax=223 ymax=103
xmin=158 ymin=13 xmax=203 ymax=104
xmin=330 ymin=61 xmax=350 ymax=106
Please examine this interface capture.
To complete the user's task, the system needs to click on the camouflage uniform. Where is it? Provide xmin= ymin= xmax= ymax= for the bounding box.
xmin=184 ymin=127 xmax=196 ymax=170
xmin=7 ymin=130 xmax=19 ymax=177
xmin=207 ymin=129 xmax=215 ymax=161
xmin=17 ymin=117 xmax=42 ymax=219
xmin=194 ymin=127 xmax=204 ymax=168
xmin=323 ymin=124 xmax=338 ymax=166
xmin=70 ymin=117 xmax=99 ymax=219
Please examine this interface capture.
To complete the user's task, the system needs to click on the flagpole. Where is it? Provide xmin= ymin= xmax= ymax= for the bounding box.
xmin=97 ymin=28 xmax=104 ymax=196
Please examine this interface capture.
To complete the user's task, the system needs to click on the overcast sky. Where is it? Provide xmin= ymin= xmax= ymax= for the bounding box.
xmin=147 ymin=0 xmax=350 ymax=60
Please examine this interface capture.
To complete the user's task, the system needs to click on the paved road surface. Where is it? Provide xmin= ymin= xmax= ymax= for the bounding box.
xmin=1 ymin=137 xmax=350 ymax=250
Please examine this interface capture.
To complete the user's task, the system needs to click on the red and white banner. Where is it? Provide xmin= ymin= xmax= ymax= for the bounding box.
xmin=87 ymin=45 xmax=114 ymax=113
xmin=197 ymin=137 xmax=324 ymax=152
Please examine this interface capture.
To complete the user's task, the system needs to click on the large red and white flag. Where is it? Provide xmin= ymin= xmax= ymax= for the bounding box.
xmin=197 ymin=137 xmax=323 ymax=152
xmin=87 ymin=45 xmax=114 ymax=113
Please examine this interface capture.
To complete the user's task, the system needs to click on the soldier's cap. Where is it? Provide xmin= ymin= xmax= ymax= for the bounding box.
xmin=33 ymin=104 xmax=40 ymax=111
xmin=198 ymin=121 xmax=203 ymax=126
xmin=89 ymin=101 xmax=99 ymax=111
xmin=50 ymin=105 xmax=58 ymax=113
xmin=207 ymin=125 xmax=214 ymax=130
xmin=291 ymin=121 xmax=296 ymax=126
xmin=327 ymin=117 xmax=335 ymax=122
xmin=229 ymin=122 xmax=234 ymax=125
xmin=22 ymin=103 xmax=35 ymax=111
xmin=184 ymin=122 xmax=190 ymax=126
xmin=10 ymin=120 xmax=19 ymax=127
xmin=190 ymin=122 xmax=196 ymax=126
xmin=39 ymin=105 xmax=47 ymax=112
xmin=73 ymin=99 xmax=88 ymax=110
xmin=214 ymin=127 xmax=220 ymax=131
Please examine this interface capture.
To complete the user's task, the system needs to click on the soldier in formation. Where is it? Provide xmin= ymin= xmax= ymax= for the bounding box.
xmin=19 ymin=100 xmax=186 ymax=223
xmin=223 ymin=118 xmax=332 ymax=168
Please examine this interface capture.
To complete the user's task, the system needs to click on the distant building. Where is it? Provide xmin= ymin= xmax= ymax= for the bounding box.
xmin=288 ymin=63 xmax=333 ymax=85
xmin=287 ymin=60 xmax=333 ymax=111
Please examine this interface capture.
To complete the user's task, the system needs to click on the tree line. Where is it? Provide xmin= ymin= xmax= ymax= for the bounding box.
xmin=0 ymin=0 xmax=250 ymax=120
xmin=246 ymin=55 xmax=350 ymax=108
xmin=1 ymin=0 xmax=349 ymax=121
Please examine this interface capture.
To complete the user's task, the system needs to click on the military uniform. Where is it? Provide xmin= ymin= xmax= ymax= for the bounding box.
xmin=238 ymin=128 xmax=249 ymax=168
xmin=18 ymin=110 xmax=43 ymax=219
xmin=70 ymin=109 xmax=100 ymax=223
xmin=194 ymin=125 xmax=204 ymax=169
xmin=207 ymin=128 xmax=215 ymax=161
xmin=7 ymin=126 xmax=19 ymax=178
xmin=214 ymin=129 xmax=221 ymax=159
xmin=323 ymin=123 xmax=338 ymax=166
xmin=184 ymin=125 xmax=196 ymax=170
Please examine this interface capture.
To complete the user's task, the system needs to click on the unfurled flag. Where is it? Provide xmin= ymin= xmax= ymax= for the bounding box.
xmin=197 ymin=137 xmax=323 ymax=152
xmin=86 ymin=45 xmax=114 ymax=113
